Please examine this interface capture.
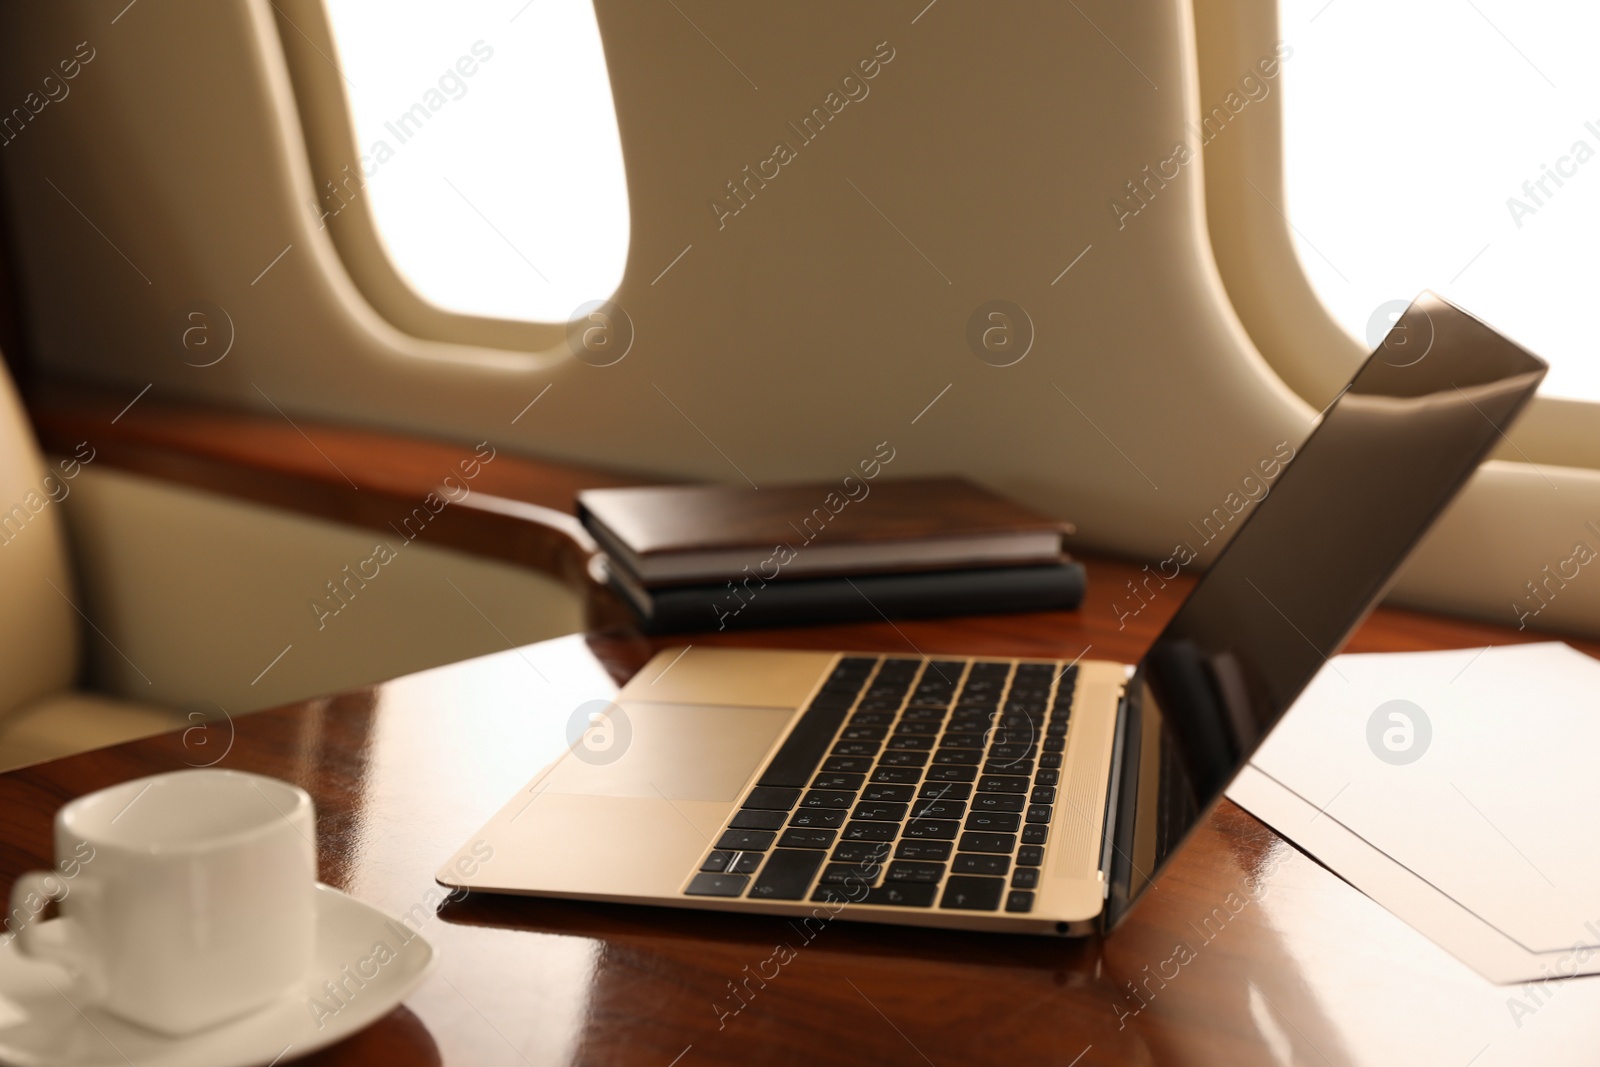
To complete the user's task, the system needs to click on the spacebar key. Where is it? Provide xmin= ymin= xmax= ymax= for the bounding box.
xmin=748 ymin=849 xmax=826 ymax=900
xmin=758 ymin=703 xmax=850 ymax=788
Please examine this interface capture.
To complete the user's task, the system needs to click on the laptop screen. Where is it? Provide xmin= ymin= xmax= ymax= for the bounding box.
xmin=1102 ymin=292 xmax=1548 ymax=930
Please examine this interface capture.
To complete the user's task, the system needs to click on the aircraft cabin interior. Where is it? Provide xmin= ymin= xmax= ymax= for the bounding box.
xmin=0 ymin=1 xmax=1595 ymax=1065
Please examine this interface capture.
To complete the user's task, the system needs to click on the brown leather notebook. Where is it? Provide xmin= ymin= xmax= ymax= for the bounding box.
xmin=577 ymin=476 xmax=1073 ymax=586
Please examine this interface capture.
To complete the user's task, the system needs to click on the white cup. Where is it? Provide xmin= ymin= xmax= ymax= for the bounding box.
xmin=8 ymin=769 xmax=318 ymax=1035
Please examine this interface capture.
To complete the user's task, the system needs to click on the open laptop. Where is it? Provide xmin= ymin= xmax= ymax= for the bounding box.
xmin=439 ymin=292 xmax=1547 ymax=935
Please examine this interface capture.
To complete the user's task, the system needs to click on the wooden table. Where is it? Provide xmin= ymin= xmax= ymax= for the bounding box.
xmin=5 ymin=554 xmax=1599 ymax=1066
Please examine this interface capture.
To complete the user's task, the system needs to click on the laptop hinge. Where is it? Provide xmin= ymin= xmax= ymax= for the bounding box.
xmin=1097 ymin=683 xmax=1132 ymax=897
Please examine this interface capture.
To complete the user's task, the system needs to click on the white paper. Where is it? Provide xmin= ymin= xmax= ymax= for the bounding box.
xmin=1229 ymin=642 xmax=1600 ymax=979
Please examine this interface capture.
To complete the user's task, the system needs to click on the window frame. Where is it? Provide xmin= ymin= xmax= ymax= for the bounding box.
xmin=1193 ymin=0 xmax=1599 ymax=470
xmin=269 ymin=0 xmax=614 ymax=355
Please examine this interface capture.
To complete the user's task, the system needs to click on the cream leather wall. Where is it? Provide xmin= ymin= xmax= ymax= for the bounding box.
xmin=56 ymin=465 xmax=584 ymax=715
xmin=1 ymin=0 xmax=1595 ymax=639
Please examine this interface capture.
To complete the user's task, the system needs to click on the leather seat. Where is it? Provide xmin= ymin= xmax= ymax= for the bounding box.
xmin=0 ymin=367 xmax=186 ymax=772
xmin=0 ymin=691 xmax=185 ymax=770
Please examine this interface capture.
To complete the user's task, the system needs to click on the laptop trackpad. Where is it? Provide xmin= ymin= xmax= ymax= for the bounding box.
xmin=538 ymin=702 xmax=791 ymax=802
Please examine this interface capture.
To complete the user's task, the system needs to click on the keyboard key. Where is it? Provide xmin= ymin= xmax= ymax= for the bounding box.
xmin=871 ymin=766 xmax=922 ymax=784
xmin=749 ymin=849 xmax=826 ymax=900
xmin=894 ymin=719 xmax=941 ymax=735
xmin=909 ymin=799 xmax=965 ymax=820
xmin=841 ymin=821 xmax=899 ymax=842
xmin=1017 ymin=845 xmax=1044 ymax=867
xmin=990 ymin=731 xmax=1036 ymax=752
xmin=959 ymin=832 xmax=1016 ymax=854
xmin=701 ymin=851 xmax=734 ymax=872
xmin=819 ymin=861 xmax=880 ymax=886
xmin=903 ymin=710 xmax=947 ymax=726
xmin=881 ymin=751 xmax=929 ymax=767
xmin=1039 ymin=753 xmax=1063 ymax=769
xmin=895 ymin=839 xmax=953 ymax=860
xmin=801 ymin=789 xmax=856 ymax=810
xmin=901 ymin=819 xmax=960 ymax=840
xmin=1047 ymin=721 xmax=1069 ymax=737
xmin=833 ymin=741 xmax=880 ymax=758
xmin=864 ymin=884 xmax=938 ymax=908
xmin=686 ymin=873 xmax=749 ymax=897
xmin=1031 ymin=786 xmax=1057 ymax=805
xmin=779 ymin=828 xmax=837 ymax=849
xmin=842 ymin=726 xmax=886 ymax=741
xmin=832 ymin=841 xmax=892 ymax=864
xmin=759 ymin=701 xmax=852 ymax=788
xmin=812 ymin=772 xmax=865 ymax=791
xmin=887 ymin=735 xmax=934 ymax=751
xmin=925 ymin=765 xmax=977 ymax=782
xmin=977 ymin=775 xmax=1030 ymax=794
xmin=730 ymin=852 xmax=763 ymax=874
xmin=1005 ymin=890 xmax=1036 ymax=913
xmin=964 ymin=812 xmax=1021 ymax=833
xmin=932 ymin=750 xmax=981 ymax=766
xmin=939 ymin=733 xmax=986 ymax=750
xmin=1043 ymin=737 xmax=1066 ymax=753
xmin=730 ymin=810 xmax=786 ymax=831
xmin=939 ymin=875 xmax=1006 ymax=911
xmin=1026 ymin=805 xmax=1053 ymax=824
xmin=971 ymin=792 xmax=1026 ymax=813
xmin=1011 ymin=868 xmax=1040 ymax=889
xmin=993 ymin=736 xmax=1039 ymax=755
xmin=951 ymin=853 xmax=1010 ymax=876
xmin=851 ymin=802 xmax=908 ymax=823
xmin=787 ymin=809 xmax=846 ymax=829
xmin=743 ymin=786 xmax=802 ymax=811
xmin=715 ymin=829 xmax=775 ymax=851
xmin=918 ymin=781 xmax=972 ymax=800
xmin=1034 ymin=769 xmax=1060 ymax=786
xmin=849 ymin=712 xmax=896 ymax=727
xmin=983 ymin=761 xmax=1034 ymax=778
xmin=824 ymin=756 xmax=874 ymax=773
xmin=861 ymin=784 xmax=915 ymax=803
xmin=1021 ymin=825 xmax=1049 ymax=845
xmin=886 ymin=861 xmax=945 ymax=884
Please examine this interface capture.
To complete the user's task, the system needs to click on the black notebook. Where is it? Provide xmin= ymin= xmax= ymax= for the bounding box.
xmin=606 ymin=558 xmax=1086 ymax=634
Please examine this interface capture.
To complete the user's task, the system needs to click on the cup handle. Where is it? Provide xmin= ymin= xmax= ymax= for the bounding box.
xmin=8 ymin=871 xmax=99 ymax=994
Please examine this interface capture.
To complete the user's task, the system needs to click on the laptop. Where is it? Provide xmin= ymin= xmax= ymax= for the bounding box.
xmin=439 ymin=292 xmax=1547 ymax=935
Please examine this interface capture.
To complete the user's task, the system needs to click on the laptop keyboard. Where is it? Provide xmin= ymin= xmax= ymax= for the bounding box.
xmin=684 ymin=655 xmax=1075 ymax=914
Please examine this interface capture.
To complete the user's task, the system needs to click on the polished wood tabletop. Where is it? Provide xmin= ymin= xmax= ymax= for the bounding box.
xmin=4 ymin=554 xmax=1599 ymax=1067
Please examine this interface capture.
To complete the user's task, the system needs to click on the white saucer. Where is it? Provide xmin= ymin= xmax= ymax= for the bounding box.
xmin=0 ymin=884 xmax=435 ymax=1067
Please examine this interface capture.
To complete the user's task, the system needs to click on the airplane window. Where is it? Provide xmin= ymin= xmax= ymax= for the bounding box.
xmin=1279 ymin=0 xmax=1599 ymax=400
xmin=321 ymin=0 xmax=629 ymax=325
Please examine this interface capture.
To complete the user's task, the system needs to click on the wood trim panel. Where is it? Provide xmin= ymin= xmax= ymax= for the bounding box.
xmin=26 ymin=380 xmax=651 ymax=605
